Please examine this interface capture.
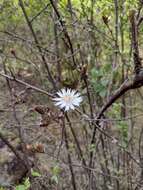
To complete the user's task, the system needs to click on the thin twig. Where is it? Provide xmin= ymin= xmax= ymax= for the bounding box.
xmin=0 ymin=72 xmax=53 ymax=97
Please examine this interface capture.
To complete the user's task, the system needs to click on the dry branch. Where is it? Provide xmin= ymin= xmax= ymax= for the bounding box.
xmin=0 ymin=72 xmax=53 ymax=97
xmin=89 ymin=9 xmax=143 ymax=170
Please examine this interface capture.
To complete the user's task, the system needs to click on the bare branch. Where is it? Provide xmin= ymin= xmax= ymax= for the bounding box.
xmin=18 ymin=0 xmax=57 ymax=90
xmin=129 ymin=10 xmax=142 ymax=74
xmin=0 ymin=72 xmax=53 ymax=97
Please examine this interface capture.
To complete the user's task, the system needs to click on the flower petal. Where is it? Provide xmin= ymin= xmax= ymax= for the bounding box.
xmin=61 ymin=88 xmax=66 ymax=94
xmin=57 ymin=91 xmax=63 ymax=97
xmin=65 ymin=105 xmax=70 ymax=111
xmin=70 ymin=104 xmax=75 ymax=110
xmin=52 ymin=97 xmax=62 ymax=101
xmin=54 ymin=101 xmax=63 ymax=106
xmin=72 ymin=97 xmax=82 ymax=106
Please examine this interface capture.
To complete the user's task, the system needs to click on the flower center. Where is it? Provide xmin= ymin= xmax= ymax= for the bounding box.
xmin=63 ymin=95 xmax=73 ymax=103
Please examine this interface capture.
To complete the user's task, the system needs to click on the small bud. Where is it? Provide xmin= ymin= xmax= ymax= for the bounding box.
xmin=102 ymin=16 xmax=109 ymax=25
xmin=34 ymin=143 xmax=45 ymax=153
xmin=10 ymin=49 xmax=16 ymax=57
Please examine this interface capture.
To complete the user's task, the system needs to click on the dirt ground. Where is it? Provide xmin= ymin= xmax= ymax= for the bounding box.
xmin=0 ymin=77 xmax=69 ymax=189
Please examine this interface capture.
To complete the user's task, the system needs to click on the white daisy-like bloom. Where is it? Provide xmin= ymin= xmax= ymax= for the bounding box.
xmin=52 ymin=88 xmax=82 ymax=111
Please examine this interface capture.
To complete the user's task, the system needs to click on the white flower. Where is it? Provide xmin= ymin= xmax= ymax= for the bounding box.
xmin=52 ymin=88 xmax=82 ymax=111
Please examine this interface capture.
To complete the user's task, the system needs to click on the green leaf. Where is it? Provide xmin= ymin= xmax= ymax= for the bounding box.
xmin=117 ymin=121 xmax=128 ymax=148
xmin=89 ymin=143 xmax=96 ymax=152
xmin=15 ymin=178 xmax=30 ymax=190
xmin=24 ymin=178 xmax=30 ymax=189
xmin=31 ymin=170 xmax=41 ymax=177
xmin=0 ymin=188 xmax=5 ymax=190
xmin=51 ymin=175 xmax=59 ymax=184
xmin=99 ymin=89 xmax=106 ymax=97
xmin=101 ymin=79 xmax=109 ymax=86
xmin=15 ymin=185 xmax=26 ymax=190
xmin=91 ymin=68 xmax=103 ymax=78
xmin=52 ymin=165 xmax=60 ymax=175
